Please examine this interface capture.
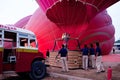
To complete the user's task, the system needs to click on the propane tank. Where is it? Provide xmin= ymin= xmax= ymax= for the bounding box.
xmin=107 ymin=66 xmax=112 ymax=80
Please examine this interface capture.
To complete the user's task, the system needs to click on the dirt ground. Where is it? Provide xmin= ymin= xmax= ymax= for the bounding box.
xmin=45 ymin=63 xmax=120 ymax=80
xmin=0 ymin=63 xmax=120 ymax=80
xmin=112 ymin=64 xmax=120 ymax=80
xmin=1 ymin=75 xmax=66 ymax=80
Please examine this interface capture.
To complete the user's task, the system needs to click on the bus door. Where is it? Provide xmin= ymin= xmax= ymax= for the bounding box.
xmin=3 ymin=31 xmax=17 ymax=71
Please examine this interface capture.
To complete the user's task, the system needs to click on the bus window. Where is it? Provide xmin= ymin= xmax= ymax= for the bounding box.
xmin=30 ymin=39 xmax=37 ymax=48
xmin=24 ymin=43 xmax=28 ymax=47
xmin=19 ymin=38 xmax=28 ymax=47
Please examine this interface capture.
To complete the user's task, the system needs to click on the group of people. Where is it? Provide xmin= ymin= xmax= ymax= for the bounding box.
xmin=81 ymin=42 xmax=105 ymax=73
xmin=46 ymin=42 xmax=105 ymax=73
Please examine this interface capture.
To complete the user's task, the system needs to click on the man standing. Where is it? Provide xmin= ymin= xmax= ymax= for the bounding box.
xmin=46 ymin=49 xmax=50 ymax=62
xmin=113 ymin=48 xmax=115 ymax=54
xmin=95 ymin=42 xmax=105 ymax=73
xmin=89 ymin=44 xmax=95 ymax=69
xmin=81 ymin=44 xmax=89 ymax=70
xmin=56 ymin=44 xmax=69 ymax=72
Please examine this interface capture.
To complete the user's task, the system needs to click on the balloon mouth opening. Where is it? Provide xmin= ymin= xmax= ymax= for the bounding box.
xmin=46 ymin=0 xmax=98 ymax=26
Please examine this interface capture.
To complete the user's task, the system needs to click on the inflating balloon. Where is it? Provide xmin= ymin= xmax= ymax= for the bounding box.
xmin=15 ymin=0 xmax=119 ymax=57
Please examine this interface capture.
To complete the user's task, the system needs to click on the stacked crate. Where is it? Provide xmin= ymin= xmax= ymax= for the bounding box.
xmin=48 ymin=51 xmax=82 ymax=69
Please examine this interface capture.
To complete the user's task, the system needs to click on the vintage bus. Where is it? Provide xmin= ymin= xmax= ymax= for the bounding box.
xmin=0 ymin=24 xmax=46 ymax=79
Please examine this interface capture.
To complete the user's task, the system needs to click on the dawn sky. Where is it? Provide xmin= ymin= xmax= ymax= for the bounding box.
xmin=107 ymin=1 xmax=120 ymax=41
xmin=0 ymin=0 xmax=120 ymax=41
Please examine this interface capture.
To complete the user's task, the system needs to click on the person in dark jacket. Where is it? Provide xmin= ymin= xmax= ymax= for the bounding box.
xmin=81 ymin=44 xmax=89 ymax=70
xmin=46 ymin=49 xmax=50 ymax=62
xmin=89 ymin=44 xmax=95 ymax=68
xmin=95 ymin=42 xmax=105 ymax=73
xmin=56 ymin=44 xmax=69 ymax=72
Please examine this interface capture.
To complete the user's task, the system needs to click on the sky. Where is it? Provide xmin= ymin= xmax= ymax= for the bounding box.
xmin=0 ymin=0 xmax=120 ymax=41
xmin=0 ymin=0 xmax=38 ymax=25
xmin=107 ymin=1 xmax=120 ymax=41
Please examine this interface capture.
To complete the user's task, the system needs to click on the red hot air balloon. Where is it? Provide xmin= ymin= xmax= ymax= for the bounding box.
xmin=15 ymin=0 xmax=119 ymax=57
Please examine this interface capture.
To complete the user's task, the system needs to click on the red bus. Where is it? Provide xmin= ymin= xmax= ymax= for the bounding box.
xmin=0 ymin=24 xmax=46 ymax=79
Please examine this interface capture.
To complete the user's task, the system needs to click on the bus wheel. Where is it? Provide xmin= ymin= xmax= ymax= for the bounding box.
xmin=30 ymin=61 xmax=46 ymax=80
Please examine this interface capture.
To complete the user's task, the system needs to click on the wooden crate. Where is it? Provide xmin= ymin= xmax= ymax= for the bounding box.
xmin=47 ymin=51 xmax=82 ymax=69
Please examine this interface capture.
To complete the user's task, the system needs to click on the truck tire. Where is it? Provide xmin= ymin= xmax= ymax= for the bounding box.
xmin=30 ymin=61 xmax=46 ymax=80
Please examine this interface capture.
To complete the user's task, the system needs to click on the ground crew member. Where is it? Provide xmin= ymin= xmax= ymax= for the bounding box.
xmin=89 ymin=44 xmax=95 ymax=69
xmin=95 ymin=42 xmax=105 ymax=73
xmin=56 ymin=44 xmax=69 ymax=72
xmin=81 ymin=44 xmax=89 ymax=70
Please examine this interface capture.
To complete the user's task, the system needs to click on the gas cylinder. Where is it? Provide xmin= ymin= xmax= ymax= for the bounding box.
xmin=107 ymin=66 xmax=112 ymax=80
